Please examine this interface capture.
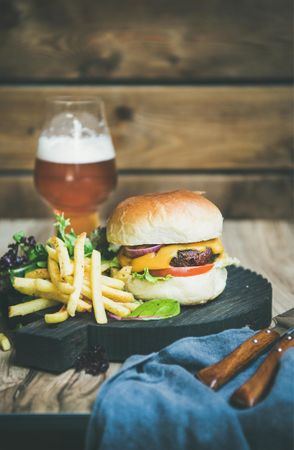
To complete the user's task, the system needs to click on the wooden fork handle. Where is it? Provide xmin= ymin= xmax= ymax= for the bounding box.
xmin=230 ymin=333 xmax=294 ymax=408
xmin=196 ymin=329 xmax=280 ymax=390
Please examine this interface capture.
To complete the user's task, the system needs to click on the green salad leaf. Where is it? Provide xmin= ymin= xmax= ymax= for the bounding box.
xmin=54 ymin=213 xmax=93 ymax=257
xmin=54 ymin=214 xmax=120 ymax=263
xmin=54 ymin=213 xmax=76 ymax=256
xmin=0 ymin=232 xmax=48 ymax=293
xmin=26 ymin=243 xmax=47 ymax=262
xmin=54 ymin=213 xmax=71 ymax=241
xmin=13 ymin=231 xmax=25 ymax=243
xmin=1 ymin=214 xmax=120 ymax=297
xmin=89 ymin=227 xmax=119 ymax=259
xmin=132 ymin=268 xmax=172 ymax=284
xmin=128 ymin=299 xmax=180 ymax=320
xmin=84 ymin=239 xmax=94 ymax=257
xmin=101 ymin=256 xmax=120 ymax=271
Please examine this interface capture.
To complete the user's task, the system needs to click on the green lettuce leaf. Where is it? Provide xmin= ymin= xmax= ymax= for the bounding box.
xmin=84 ymin=238 xmax=94 ymax=257
xmin=27 ymin=244 xmax=47 ymax=262
xmin=54 ymin=213 xmax=93 ymax=257
xmin=54 ymin=213 xmax=71 ymax=243
xmin=132 ymin=268 xmax=172 ymax=284
xmin=13 ymin=231 xmax=25 ymax=243
xmin=89 ymin=227 xmax=119 ymax=260
xmin=101 ymin=256 xmax=120 ymax=271
xmin=214 ymin=253 xmax=240 ymax=269
xmin=128 ymin=299 xmax=180 ymax=320
xmin=54 ymin=213 xmax=76 ymax=256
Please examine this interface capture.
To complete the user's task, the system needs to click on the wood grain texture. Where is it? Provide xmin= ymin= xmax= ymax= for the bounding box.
xmin=0 ymin=173 xmax=292 ymax=219
xmin=223 ymin=221 xmax=294 ymax=315
xmin=0 ymin=348 xmax=120 ymax=413
xmin=0 ymin=86 xmax=292 ymax=170
xmin=0 ymin=219 xmax=293 ymax=413
xmin=0 ymin=0 xmax=292 ymax=81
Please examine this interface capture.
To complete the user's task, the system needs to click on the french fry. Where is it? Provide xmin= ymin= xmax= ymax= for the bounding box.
xmin=91 ymin=250 xmax=107 ymax=324
xmin=81 ymin=284 xmax=133 ymax=317
xmin=46 ymin=245 xmax=58 ymax=261
xmin=113 ymin=266 xmax=132 ymax=283
xmin=35 ymin=278 xmax=57 ymax=293
xmin=119 ymin=301 xmax=141 ymax=312
xmin=67 ymin=232 xmax=86 ymax=317
xmin=101 ymin=262 xmax=111 ymax=273
xmin=49 ymin=237 xmax=72 ymax=277
xmin=76 ymin=301 xmax=92 ymax=313
xmin=82 ymin=276 xmax=90 ymax=287
xmin=12 ymin=229 xmax=138 ymax=325
xmin=102 ymin=285 xmax=135 ymax=303
xmin=14 ymin=277 xmax=66 ymax=299
xmin=14 ymin=277 xmax=65 ymax=299
xmin=81 ymin=282 xmax=134 ymax=303
xmin=48 ymin=258 xmax=74 ymax=294
xmin=85 ymin=259 xmax=113 ymax=274
xmin=110 ymin=268 xmax=119 ymax=278
xmin=13 ymin=277 xmax=91 ymax=313
xmin=34 ymin=282 xmax=91 ymax=312
xmin=14 ymin=276 xmax=57 ymax=298
xmin=9 ymin=298 xmax=59 ymax=317
xmin=13 ymin=277 xmax=37 ymax=296
xmin=0 ymin=333 xmax=11 ymax=351
xmin=58 ymin=282 xmax=74 ymax=295
xmin=81 ymin=297 xmax=92 ymax=306
xmin=83 ymin=273 xmax=125 ymax=290
xmin=102 ymin=296 xmax=130 ymax=317
xmin=39 ymin=290 xmax=91 ymax=313
xmin=45 ymin=305 xmax=69 ymax=324
xmin=81 ymin=283 xmax=92 ymax=299
xmin=101 ymin=275 xmax=124 ymax=290
xmin=25 ymin=269 xmax=50 ymax=279
xmin=46 ymin=245 xmax=75 ymax=272
xmin=47 ymin=257 xmax=61 ymax=285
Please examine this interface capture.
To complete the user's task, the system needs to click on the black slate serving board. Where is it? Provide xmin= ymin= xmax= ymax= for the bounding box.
xmin=13 ymin=267 xmax=272 ymax=373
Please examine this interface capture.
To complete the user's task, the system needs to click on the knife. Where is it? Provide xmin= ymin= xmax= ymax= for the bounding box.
xmin=195 ymin=308 xmax=294 ymax=390
xmin=230 ymin=329 xmax=294 ymax=408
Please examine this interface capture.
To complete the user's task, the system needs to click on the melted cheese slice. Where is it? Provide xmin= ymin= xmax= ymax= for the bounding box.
xmin=119 ymin=238 xmax=224 ymax=272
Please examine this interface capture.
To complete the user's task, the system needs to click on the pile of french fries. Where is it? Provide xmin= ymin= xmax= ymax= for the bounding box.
xmin=9 ymin=233 xmax=140 ymax=325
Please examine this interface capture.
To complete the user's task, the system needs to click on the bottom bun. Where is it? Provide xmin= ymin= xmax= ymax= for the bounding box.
xmin=126 ymin=267 xmax=227 ymax=305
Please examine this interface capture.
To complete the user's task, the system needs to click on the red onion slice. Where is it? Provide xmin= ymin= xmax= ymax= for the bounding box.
xmin=124 ymin=244 xmax=162 ymax=258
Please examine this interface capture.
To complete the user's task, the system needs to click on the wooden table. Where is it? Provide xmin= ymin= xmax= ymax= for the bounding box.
xmin=0 ymin=220 xmax=293 ymax=447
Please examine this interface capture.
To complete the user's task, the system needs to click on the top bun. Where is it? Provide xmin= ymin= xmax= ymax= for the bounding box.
xmin=107 ymin=190 xmax=223 ymax=245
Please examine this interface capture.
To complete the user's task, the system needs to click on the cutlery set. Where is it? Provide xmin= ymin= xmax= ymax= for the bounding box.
xmin=196 ymin=308 xmax=294 ymax=407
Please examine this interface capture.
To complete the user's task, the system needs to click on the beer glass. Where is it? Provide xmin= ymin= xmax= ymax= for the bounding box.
xmin=34 ymin=97 xmax=117 ymax=233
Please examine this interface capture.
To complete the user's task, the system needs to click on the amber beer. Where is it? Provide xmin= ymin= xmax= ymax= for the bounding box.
xmin=34 ymin=158 xmax=117 ymax=232
xmin=34 ymin=110 xmax=117 ymax=234
xmin=34 ymin=97 xmax=117 ymax=232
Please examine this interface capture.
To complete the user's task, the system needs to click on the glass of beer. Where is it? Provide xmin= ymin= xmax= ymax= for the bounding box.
xmin=34 ymin=96 xmax=117 ymax=233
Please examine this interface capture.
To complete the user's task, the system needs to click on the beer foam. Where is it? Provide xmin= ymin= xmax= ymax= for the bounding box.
xmin=37 ymin=118 xmax=115 ymax=164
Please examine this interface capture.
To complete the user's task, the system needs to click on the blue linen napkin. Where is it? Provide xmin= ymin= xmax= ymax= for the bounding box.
xmin=86 ymin=328 xmax=294 ymax=450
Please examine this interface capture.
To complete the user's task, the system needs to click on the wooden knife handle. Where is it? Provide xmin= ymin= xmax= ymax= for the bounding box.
xmin=196 ymin=329 xmax=280 ymax=390
xmin=230 ymin=333 xmax=294 ymax=408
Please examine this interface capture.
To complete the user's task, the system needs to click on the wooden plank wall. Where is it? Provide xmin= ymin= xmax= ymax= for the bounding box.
xmin=0 ymin=0 xmax=293 ymax=219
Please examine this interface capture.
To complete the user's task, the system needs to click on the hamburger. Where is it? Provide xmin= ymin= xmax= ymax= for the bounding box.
xmin=106 ymin=190 xmax=237 ymax=305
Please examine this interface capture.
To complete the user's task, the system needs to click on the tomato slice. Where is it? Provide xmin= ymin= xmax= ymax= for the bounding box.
xmin=150 ymin=263 xmax=214 ymax=277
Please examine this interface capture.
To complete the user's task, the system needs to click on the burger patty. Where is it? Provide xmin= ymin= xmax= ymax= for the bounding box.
xmin=170 ymin=248 xmax=215 ymax=267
